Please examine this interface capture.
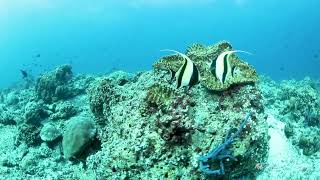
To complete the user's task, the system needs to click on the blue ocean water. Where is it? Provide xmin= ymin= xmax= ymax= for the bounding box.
xmin=1 ymin=1 xmax=320 ymax=179
xmin=0 ymin=0 xmax=319 ymax=88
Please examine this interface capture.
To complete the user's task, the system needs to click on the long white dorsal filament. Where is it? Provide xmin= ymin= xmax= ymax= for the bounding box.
xmin=227 ymin=50 xmax=253 ymax=56
xmin=160 ymin=49 xmax=192 ymax=62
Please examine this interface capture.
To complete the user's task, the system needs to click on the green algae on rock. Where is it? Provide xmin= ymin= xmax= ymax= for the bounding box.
xmin=153 ymin=41 xmax=258 ymax=91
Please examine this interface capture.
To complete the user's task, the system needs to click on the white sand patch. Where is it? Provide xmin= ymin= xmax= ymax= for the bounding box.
xmin=267 ymin=115 xmax=291 ymax=163
xmin=257 ymin=114 xmax=320 ymax=179
xmin=0 ymin=125 xmax=17 ymax=155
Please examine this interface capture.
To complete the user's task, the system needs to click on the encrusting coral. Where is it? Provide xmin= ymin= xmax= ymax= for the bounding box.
xmin=153 ymin=41 xmax=258 ymax=91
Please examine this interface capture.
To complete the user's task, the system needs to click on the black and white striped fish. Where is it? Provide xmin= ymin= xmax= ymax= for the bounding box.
xmin=162 ymin=50 xmax=200 ymax=89
xmin=210 ymin=50 xmax=251 ymax=84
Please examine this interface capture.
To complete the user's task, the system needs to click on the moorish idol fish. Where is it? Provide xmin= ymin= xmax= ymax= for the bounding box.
xmin=161 ymin=50 xmax=200 ymax=89
xmin=210 ymin=50 xmax=251 ymax=84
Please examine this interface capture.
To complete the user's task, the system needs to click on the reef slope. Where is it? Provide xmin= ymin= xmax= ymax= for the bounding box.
xmin=0 ymin=42 xmax=300 ymax=179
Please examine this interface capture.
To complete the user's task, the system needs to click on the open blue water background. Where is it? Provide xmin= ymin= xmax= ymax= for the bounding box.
xmin=0 ymin=0 xmax=319 ymax=88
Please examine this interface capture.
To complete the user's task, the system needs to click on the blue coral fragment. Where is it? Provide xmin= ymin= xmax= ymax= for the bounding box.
xmin=198 ymin=113 xmax=252 ymax=175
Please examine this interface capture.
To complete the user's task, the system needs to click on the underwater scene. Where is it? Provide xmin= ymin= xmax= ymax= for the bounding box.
xmin=0 ymin=0 xmax=319 ymax=179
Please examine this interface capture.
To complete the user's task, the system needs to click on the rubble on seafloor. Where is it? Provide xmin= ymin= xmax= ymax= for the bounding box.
xmin=260 ymin=76 xmax=320 ymax=156
xmin=0 ymin=41 xmax=318 ymax=179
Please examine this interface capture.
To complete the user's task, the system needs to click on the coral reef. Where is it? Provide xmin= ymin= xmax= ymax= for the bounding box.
xmin=140 ymin=83 xmax=178 ymax=116
xmin=298 ymin=130 xmax=320 ymax=156
xmin=24 ymin=101 xmax=49 ymax=125
xmin=49 ymin=102 xmax=78 ymax=121
xmin=35 ymin=64 xmax=83 ymax=103
xmin=153 ymin=41 xmax=258 ymax=91
xmin=0 ymin=104 xmax=17 ymax=125
xmin=86 ymin=70 xmax=268 ymax=179
xmin=87 ymin=78 xmax=117 ymax=125
xmin=155 ymin=93 xmax=195 ymax=144
xmin=304 ymin=108 xmax=320 ymax=127
xmin=0 ymin=64 xmax=97 ymax=179
xmin=4 ymin=91 xmax=19 ymax=106
xmin=0 ymin=42 xmax=278 ymax=179
xmin=199 ymin=113 xmax=252 ymax=175
xmin=260 ymin=76 xmax=320 ymax=156
xmin=15 ymin=124 xmax=41 ymax=147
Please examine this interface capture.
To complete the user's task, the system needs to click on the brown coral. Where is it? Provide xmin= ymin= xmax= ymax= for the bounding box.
xmin=146 ymin=83 xmax=177 ymax=108
xmin=153 ymin=41 xmax=258 ymax=91
xmin=140 ymin=83 xmax=177 ymax=116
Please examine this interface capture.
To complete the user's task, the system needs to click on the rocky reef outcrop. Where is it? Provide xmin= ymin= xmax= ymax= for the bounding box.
xmin=84 ymin=41 xmax=268 ymax=179
xmin=0 ymin=41 xmax=272 ymax=179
